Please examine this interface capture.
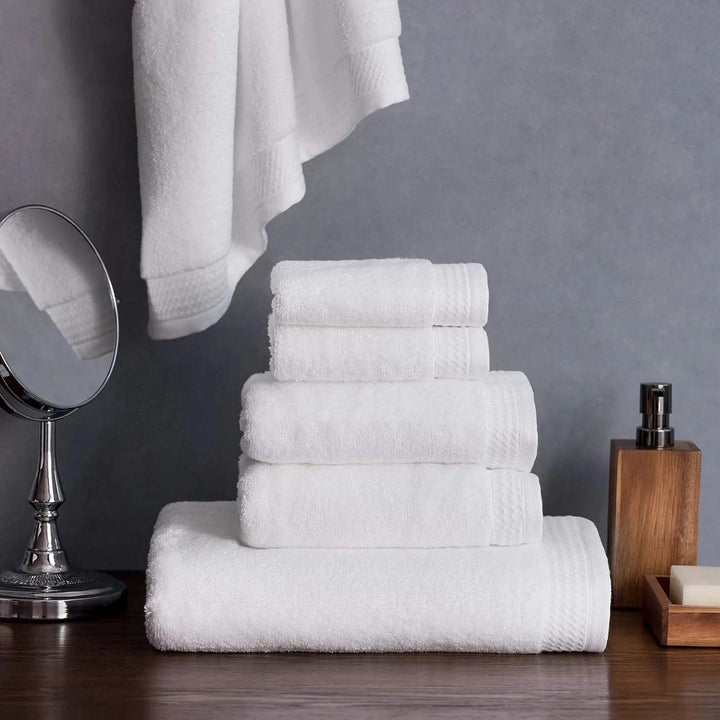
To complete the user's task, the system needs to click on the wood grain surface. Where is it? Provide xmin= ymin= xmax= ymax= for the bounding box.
xmin=1 ymin=572 xmax=720 ymax=719
xmin=644 ymin=574 xmax=720 ymax=648
xmin=608 ymin=439 xmax=701 ymax=607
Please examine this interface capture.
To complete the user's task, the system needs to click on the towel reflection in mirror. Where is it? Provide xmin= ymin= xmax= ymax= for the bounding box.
xmin=0 ymin=210 xmax=114 ymax=360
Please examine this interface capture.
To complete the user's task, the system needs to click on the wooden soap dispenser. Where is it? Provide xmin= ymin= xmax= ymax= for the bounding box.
xmin=608 ymin=382 xmax=701 ymax=608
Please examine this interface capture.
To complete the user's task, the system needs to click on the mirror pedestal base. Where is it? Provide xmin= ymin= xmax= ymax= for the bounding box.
xmin=0 ymin=569 xmax=125 ymax=620
xmin=0 ymin=421 xmax=126 ymax=621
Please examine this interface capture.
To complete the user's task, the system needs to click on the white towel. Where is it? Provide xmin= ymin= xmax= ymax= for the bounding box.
xmin=237 ymin=457 xmax=542 ymax=548
xmin=271 ymin=259 xmax=489 ymax=327
xmin=239 ymin=371 xmax=537 ymax=469
xmin=133 ymin=0 xmax=409 ymax=340
xmin=145 ymin=502 xmax=610 ymax=653
xmin=0 ymin=210 xmax=115 ymax=360
xmin=269 ymin=315 xmax=490 ymax=381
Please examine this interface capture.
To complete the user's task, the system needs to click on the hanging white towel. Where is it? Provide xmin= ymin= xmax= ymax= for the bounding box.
xmin=133 ymin=0 xmax=409 ymax=339
xmin=145 ymin=502 xmax=610 ymax=653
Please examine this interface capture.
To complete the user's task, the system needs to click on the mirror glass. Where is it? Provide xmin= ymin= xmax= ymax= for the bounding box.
xmin=0 ymin=206 xmax=117 ymax=410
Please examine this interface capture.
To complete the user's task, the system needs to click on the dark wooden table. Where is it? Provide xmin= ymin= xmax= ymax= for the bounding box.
xmin=1 ymin=572 xmax=719 ymax=719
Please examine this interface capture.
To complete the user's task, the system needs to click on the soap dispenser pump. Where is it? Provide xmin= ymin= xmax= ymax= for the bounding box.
xmin=608 ymin=383 xmax=701 ymax=608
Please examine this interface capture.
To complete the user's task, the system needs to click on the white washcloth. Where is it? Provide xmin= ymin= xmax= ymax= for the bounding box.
xmin=145 ymin=502 xmax=610 ymax=653
xmin=237 ymin=457 xmax=542 ymax=548
xmin=133 ymin=1 xmax=409 ymax=340
xmin=239 ymin=371 xmax=537 ymax=469
xmin=0 ymin=210 xmax=115 ymax=360
xmin=269 ymin=315 xmax=490 ymax=381
xmin=271 ymin=259 xmax=489 ymax=327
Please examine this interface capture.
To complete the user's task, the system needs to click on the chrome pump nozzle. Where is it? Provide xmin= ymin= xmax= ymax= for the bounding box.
xmin=636 ymin=382 xmax=674 ymax=449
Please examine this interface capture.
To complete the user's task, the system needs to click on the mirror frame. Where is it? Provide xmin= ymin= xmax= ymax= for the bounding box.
xmin=0 ymin=204 xmax=119 ymax=421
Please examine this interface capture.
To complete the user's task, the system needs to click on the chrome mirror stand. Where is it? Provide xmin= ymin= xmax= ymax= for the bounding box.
xmin=0 ymin=420 xmax=125 ymax=620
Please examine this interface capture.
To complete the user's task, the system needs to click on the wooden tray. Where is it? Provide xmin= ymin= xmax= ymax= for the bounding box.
xmin=643 ymin=574 xmax=720 ymax=647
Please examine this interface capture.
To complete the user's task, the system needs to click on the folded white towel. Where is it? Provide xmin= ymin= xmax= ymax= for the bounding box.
xmin=146 ymin=502 xmax=610 ymax=652
xmin=133 ymin=0 xmax=409 ymax=340
xmin=271 ymin=259 xmax=489 ymax=327
xmin=237 ymin=457 xmax=542 ymax=548
xmin=239 ymin=371 xmax=537 ymax=469
xmin=269 ymin=315 xmax=490 ymax=381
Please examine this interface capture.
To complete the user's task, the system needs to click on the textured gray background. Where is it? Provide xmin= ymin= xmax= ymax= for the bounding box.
xmin=0 ymin=1 xmax=718 ymax=569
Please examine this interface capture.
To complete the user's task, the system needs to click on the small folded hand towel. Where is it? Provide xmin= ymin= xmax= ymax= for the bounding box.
xmin=145 ymin=502 xmax=610 ymax=653
xmin=269 ymin=315 xmax=489 ymax=381
xmin=271 ymin=259 xmax=488 ymax=327
xmin=239 ymin=371 xmax=537 ymax=469
xmin=237 ymin=457 xmax=542 ymax=548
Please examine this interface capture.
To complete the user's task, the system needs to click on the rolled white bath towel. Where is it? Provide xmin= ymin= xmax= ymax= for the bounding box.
xmin=145 ymin=502 xmax=610 ymax=653
xmin=239 ymin=371 xmax=537 ymax=469
xmin=237 ymin=457 xmax=542 ymax=548
xmin=269 ymin=315 xmax=490 ymax=381
xmin=271 ymin=259 xmax=488 ymax=327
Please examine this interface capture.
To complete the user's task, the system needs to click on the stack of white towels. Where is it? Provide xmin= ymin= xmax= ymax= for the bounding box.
xmin=146 ymin=259 xmax=611 ymax=653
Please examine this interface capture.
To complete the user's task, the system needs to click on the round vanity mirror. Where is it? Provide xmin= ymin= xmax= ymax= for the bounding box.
xmin=0 ymin=205 xmax=117 ymax=417
xmin=0 ymin=205 xmax=124 ymax=620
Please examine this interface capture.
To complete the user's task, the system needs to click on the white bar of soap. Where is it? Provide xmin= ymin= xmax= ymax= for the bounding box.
xmin=669 ymin=565 xmax=720 ymax=606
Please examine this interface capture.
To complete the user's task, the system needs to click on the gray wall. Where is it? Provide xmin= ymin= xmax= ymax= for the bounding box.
xmin=0 ymin=1 xmax=718 ymax=569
